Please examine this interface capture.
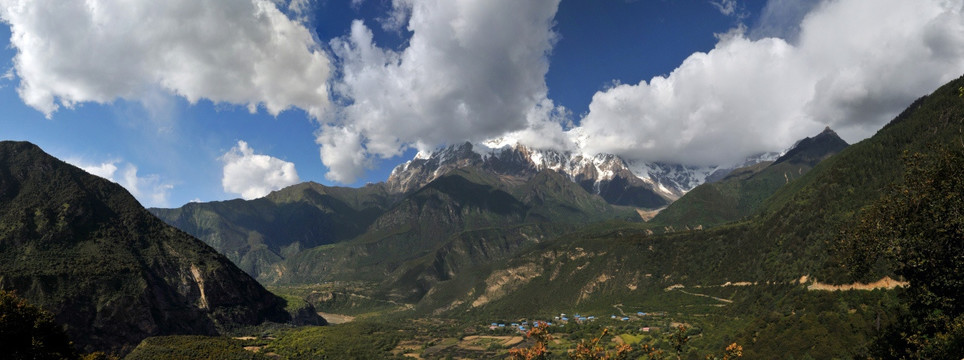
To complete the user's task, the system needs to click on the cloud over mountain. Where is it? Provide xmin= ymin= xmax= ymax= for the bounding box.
xmin=575 ymin=0 xmax=964 ymax=166
xmin=3 ymin=0 xmax=963 ymax=191
xmin=69 ymin=158 xmax=173 ymax=207
xmin=320 ymin=0 xmax=563 ymax=182
xmin=0 ymin=0 xmax=331 ymax=118
xmin=221 ymin=141 xmax=300 ymax=200
xmin=320 ymin=0 xmax=964 ymax=180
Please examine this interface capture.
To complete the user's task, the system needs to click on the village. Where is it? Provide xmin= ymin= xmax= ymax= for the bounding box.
xmin=484 ymin=310 xmax=670 ymax=334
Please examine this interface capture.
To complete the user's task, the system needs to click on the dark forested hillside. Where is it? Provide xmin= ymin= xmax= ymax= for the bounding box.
xmin=0 ymin=141 xmax=294 ymax=355
xmin=652 ymin=127 xmax=848 ymax=228
xmin=150 ymin=182 xmax=395 ymax=278
xmin=497 ymin=75 xmax=963 ymax=293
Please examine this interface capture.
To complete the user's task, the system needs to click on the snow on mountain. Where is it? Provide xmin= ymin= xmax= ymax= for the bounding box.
xmin=386 ymin=137 xmax=779 ymax=209
xmin=626 ymin=161 xmax=720 ymax=198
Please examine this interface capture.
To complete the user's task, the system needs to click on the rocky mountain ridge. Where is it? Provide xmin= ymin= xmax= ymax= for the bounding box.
xmin=386 ymin=140 xmax=781 ymax=209
xmin=651 ymin=126 xmax=849 ymax=227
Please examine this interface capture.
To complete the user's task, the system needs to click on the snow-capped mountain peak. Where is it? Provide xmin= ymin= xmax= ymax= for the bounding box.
xmin=385 ymin=139 xmax=777 ymax=209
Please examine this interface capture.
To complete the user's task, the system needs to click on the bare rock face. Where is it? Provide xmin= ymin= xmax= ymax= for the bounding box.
xmin=386 ymin=142 xmax=487 ymax=194
xmin=0 ymin=141 xmax=293 ymax=355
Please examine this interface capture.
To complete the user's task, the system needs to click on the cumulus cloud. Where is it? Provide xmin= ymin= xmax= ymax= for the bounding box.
xmin=121 ymin=165 xmax=175 ymax=208
xmin=320 ymin=0 xmax=562 ymax=183
xmin=221 ymin=141 xmax=300 ymax=199
xmin=70 ymin=159 xmax=173 ymax=207
xmin=494 ymin=99 xmax=574 ymax=152
xmin=76 ymin=161 xmax=118 ymax=180
xmin=0 ymin=0 xmax=330 ymax=118
xmin=576 ymin=0 xmax=964 ymax=166
xmin=316 ymin=125 xmax=370 ymax=183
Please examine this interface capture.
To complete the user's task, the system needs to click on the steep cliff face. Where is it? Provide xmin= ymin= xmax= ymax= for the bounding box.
xmin=0 ymin=141 xmax=292 ymax=355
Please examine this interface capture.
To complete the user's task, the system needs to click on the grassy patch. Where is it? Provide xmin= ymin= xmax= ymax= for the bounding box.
xmin=124 ymin=336 xmax=268 ymax=360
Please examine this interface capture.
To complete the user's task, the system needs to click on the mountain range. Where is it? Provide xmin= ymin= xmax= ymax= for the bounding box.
xmin=152 ymin=166 xmax=636 ymax=302
xmin=144 ymin=74 xmax=964 ymax=358
xmin=148 ymin=129 xmax=797 ymax=285
xmin=391 ymin=75 xmax=964 ymax=358
xmin=145 ymin=122 xmax=844 ymax=317
xmin=5 ymin=70 xmax=962 ymax=358
xmin=387 ymin=139 xmax=781 ymax=208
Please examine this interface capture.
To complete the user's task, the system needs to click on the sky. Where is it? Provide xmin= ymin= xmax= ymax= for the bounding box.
xmin=0 ymin=0 xmax=963 ymax=208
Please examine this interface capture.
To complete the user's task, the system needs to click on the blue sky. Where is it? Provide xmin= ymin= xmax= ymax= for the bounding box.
xmin=1 ymin=0 xmax=962 ymax=207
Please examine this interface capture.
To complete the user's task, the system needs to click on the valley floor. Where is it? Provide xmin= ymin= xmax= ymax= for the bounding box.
xmin=124 ymin=281 xmax=902 ymax=359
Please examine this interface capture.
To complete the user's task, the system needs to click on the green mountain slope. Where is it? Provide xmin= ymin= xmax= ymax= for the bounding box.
xmin=754 ymin=77 xmax=964 ymax=283
xmin=407 ymin=75 xmax=964 ymax=358
xmin=151 ymin=159 xmax=632 ymax=303
xmin=264 ymin=168 xmax=633 ymax=306
xmin=640 ymin=75 xmax=964 ymax=286
xmin=652 ymin=127 xmax=848 ymax=228
xmin=150 ymin=182 xmax=394 ymax=278
xmin=0 ymin=141 xmax=293 ymax=355
xmin=514 ymin=170 xmax=623 ymax=223
xmin=479 ymin=74 xmax=964 ymax=296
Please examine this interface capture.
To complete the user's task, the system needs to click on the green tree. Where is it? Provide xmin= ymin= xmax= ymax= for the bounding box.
xmin=847 ymin=148 xmax=964 ymax=358
xmin=0 ymin=290 xmax=77 ymax=360
xmin=668 ymin=325 xmax=690 ymax=360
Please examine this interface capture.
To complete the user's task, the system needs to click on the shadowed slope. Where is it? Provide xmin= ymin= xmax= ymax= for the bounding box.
xmin=0 ymin=141 xmax=292 ymax=355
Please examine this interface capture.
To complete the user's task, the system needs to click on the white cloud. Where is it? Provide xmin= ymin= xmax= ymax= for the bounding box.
xmin=286 ymin=0 xmax=311 ymax=15
xmin=575 ymin=0 xmax=964 ymax=166
xmin=0 ymin=67 xmax=13 ymax=86
xmin=749 ymin=0 xmax=819 ymax=42
xmin=711 ymin=0 xmax=739 ymax=16
xmin=0 ymin=0 xmax=331 ymax=119
xmin=377 ymin=0 xmax=413 ymax=32
xmin=76 ymin=161 xmax=118 ymax=180
xmin=121 ymin=165 xmax=174 ymax=208
xmin=320 ymin=0 xmax=562 ymax=183
xmin=500 ymin=99 xmax=574 ymax=152
xmin=69 ymin=159 xmax=173 ymax=207
xmin=221 ymin=140 xmax=300 ymax=200
xmin=316 ymin=125 xmax=371 ymax=183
